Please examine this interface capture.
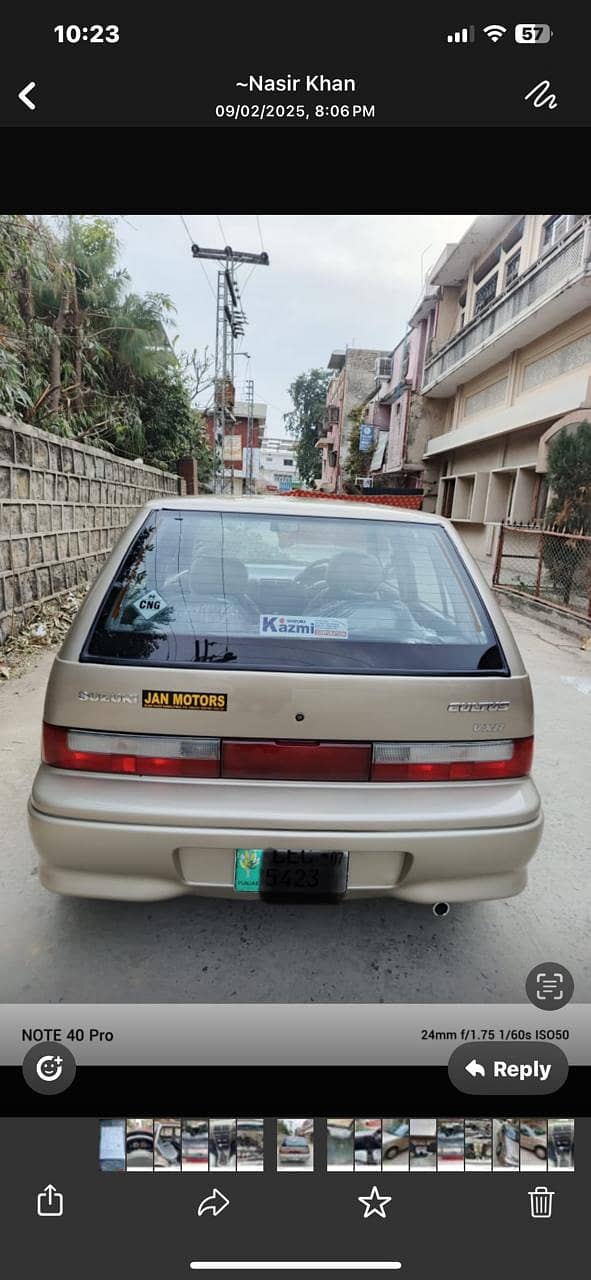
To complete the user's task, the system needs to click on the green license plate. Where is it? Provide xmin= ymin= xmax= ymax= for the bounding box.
xmin=234 ymin=849 xmax=264 ymax=892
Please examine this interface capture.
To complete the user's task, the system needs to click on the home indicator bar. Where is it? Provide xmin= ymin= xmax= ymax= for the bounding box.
xmin=189 ymin=1266 xmax=403 ymax=1272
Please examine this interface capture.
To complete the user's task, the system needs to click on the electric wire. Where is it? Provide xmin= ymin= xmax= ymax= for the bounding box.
xmin=180 ymin=214 xmax=217 ymax=301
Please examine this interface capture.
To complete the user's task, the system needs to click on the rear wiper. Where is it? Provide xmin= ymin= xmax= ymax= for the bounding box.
xmin=192 ymin=638 xmax=237 ymax=663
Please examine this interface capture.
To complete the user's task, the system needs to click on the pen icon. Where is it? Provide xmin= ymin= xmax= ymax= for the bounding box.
xmin=524 ymin=80 xmax=558 ymax=109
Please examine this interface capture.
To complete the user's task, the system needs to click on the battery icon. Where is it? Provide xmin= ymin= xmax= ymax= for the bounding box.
xmin=515 ymin=23 xmax=553 ymax=43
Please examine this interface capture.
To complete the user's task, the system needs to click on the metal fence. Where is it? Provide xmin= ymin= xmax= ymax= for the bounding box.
xmin=493 ymin=521 xmax=591 ymax=622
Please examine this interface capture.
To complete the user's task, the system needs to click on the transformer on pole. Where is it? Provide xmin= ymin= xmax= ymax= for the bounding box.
xmin=191 ymin=243 xmax=269 ymax=493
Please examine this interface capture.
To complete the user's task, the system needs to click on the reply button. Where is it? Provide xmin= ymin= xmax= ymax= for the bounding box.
xmin=448 ymin=1042 xmax=568 ymax=1095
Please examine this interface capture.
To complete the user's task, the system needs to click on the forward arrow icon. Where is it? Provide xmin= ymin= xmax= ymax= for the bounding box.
xmin=197 ymin=1188 xmax=230 ymax=1218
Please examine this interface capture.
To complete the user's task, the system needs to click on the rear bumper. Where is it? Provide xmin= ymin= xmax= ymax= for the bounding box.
xmin=28 ymin=773 xmax=543 ymax=903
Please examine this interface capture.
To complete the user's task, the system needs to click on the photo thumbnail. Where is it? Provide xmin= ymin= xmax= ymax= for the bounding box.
xmin=126 ymin=1119 xmax=154 ymax=1171
xmin=181 ymin=1119 xmax=209 ymax=1172
xmin=277 ymin=1120 xmax=314 ymax=1171
xmin=154 ymin=1119 xmax=181 ymax=1171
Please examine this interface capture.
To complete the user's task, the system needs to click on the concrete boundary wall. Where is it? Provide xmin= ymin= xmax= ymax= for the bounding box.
xmin=0 ymin=416 xmax=183 ymax=644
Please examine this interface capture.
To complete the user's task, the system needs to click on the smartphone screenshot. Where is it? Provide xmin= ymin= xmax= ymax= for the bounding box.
xmin=1 ymin=9 xmax=590 ymax=1278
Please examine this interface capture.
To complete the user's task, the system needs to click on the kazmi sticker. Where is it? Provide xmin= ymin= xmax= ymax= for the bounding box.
xmin=259 ymin=614 xmax=348 ymax=640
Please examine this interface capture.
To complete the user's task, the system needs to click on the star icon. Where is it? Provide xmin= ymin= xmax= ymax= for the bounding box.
xmin=358 ymin=1185 xmax=392 ymax=1220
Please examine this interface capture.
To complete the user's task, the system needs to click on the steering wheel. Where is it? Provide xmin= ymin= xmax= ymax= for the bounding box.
xmin=293 ymin=558 xmax=331 ymax=587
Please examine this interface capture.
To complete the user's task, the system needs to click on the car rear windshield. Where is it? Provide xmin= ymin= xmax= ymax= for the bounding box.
xmin=82 ymin=508 xmax=507 ymax=675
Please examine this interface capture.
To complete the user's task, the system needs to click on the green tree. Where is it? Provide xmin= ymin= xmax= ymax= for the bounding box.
xmin=546 ymin=421 xmax=591 ymax=528
xmin=343 ymin=404 xmax=372 ymax=485
xmin=0 ymin=214 xmax=213 ymax=480
xmin=284 ymin=367 xmax=332 ymax=486
xmin=543 ymin=421 xmax=591 ymax=604
xmin=131 ymin=369 xmax=213 ymax=479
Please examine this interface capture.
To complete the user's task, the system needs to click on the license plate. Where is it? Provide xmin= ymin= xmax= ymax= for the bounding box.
xmin=234 ymin=848 xmax=349 ymax=899
xmin=260 ymin=848 xmax=349 ymax=901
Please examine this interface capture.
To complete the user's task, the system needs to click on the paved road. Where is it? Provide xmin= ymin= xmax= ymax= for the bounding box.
xmin=1 ymin=606 xmax=590 ymax=1003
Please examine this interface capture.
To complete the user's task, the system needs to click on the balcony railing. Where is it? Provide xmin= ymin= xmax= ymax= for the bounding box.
xmin=422 ymin=221 xmax=590 ymax=390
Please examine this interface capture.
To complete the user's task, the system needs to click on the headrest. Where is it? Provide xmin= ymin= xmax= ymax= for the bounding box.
xmin=190 ymin=555 xmax=249 ymax=596
xmin=325 ymin=551 xmax=384 ymax=595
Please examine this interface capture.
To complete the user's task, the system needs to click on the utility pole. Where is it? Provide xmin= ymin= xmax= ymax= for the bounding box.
xmin=191 ymin=243 xmax=269 ymax=492
xmin=244 ymin=377 xmax=255 ymax=493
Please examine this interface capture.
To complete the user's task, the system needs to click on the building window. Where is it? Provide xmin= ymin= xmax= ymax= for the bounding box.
xmin=283 ymin=458 xmax=293 ymax=467
xmin=441 ymin=477 xmax=455 ymax=519
xmin=474 ymin=273 xmax=498 ymax=315
xmin=504 ymin=251 xmax=520 ymax=288
xmin=541 ymin=214 xmax=570 ymax=251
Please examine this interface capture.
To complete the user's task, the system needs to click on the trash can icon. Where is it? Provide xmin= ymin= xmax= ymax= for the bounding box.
xmin=529 ymin=1186 xmax=554 ymax=1219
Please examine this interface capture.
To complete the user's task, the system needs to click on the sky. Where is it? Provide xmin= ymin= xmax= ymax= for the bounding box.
xmin=113 ymin=214 xmax=475 ymax=437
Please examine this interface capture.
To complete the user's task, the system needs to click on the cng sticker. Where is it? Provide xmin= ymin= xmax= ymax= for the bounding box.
xmin=134 ymin=590 xmax=167 ymax=617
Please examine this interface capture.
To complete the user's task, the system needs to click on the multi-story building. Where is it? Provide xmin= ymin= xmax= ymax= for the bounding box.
xmin=317 ymin=347 xmax=390 ymax=490
xmin=358 ymin=304 xmax=447 ymax=501
xmin=255 ymin=436 xmax=299 ymax=491
xmin=419 ymin=214 xmax=591 ymax=560
xmin=204 ymin=398 xmax=267 ymax=493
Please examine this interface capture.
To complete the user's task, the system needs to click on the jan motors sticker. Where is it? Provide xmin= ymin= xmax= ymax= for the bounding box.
xmin=259 ymin=614 xmax=349 ymax=639
xmin=141 ymin=690 xmax=228 ymax=710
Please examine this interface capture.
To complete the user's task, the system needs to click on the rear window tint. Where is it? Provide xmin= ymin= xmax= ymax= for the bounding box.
xmin=82 ymin=509 xmax=506 ymax=675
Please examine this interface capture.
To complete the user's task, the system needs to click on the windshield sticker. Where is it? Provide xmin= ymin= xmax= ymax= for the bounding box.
xmin=134 ymin=590 xmax=168 ymax=617
xmin=259 ymin=614 xmax=349 ymax=640
xmin=142 ymin=690 xmax=227 ymax=710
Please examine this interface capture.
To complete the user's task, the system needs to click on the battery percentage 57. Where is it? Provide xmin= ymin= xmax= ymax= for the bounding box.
xmin=515 ymin=23 xmax=553 ymax=43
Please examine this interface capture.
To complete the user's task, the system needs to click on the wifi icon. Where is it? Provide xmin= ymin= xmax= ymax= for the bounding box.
xmin=483 ymin=23 xmax=507 ymax=42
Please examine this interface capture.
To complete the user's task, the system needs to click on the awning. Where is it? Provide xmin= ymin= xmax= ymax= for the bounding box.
xmin=370 ymin=432 xmax=388 ymax=472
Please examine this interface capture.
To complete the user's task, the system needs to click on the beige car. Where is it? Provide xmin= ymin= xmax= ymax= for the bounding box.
xmin=28 ymin=496 xmax=543 ymax=905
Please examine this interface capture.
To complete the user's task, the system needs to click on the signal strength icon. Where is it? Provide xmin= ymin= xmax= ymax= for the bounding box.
xmin=447 ymin=25 xmax=475 ymax=43
xmin=483 ymin=23 xmax=507 ymax=42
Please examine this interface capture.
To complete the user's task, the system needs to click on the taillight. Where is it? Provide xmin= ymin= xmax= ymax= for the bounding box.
xmin=371 ymin=737 xmax=534 ymax=781
xmin=41 ymin=725 xmax=533 ymax=783
xmin=42 ymin=724 xmax=220 ymax=777
xmin=222 ymin=740 xmax=372 ymax=782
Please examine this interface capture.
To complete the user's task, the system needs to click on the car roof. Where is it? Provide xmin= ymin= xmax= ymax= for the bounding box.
xmin=142 ymin=495 xmax=443 ymax=526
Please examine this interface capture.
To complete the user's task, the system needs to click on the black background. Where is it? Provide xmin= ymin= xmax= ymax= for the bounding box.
xmin=4 ymin=1065 xmax=589 ymax=1116
xmin=0 ymin=7 xmax=588 ymax=126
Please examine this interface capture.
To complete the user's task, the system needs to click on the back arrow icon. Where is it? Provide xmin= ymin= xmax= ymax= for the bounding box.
xmin=465 ymin=1058 xmax=486 ymax=1078
xmin=18 ymin=81 xmax=36 ymax=110
xmin=197 ymin=1188 xmax=230 ymax=1218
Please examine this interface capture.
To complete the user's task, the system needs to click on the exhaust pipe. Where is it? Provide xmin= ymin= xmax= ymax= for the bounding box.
xmin=432 ymin=901 xmax=450 ymax=918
